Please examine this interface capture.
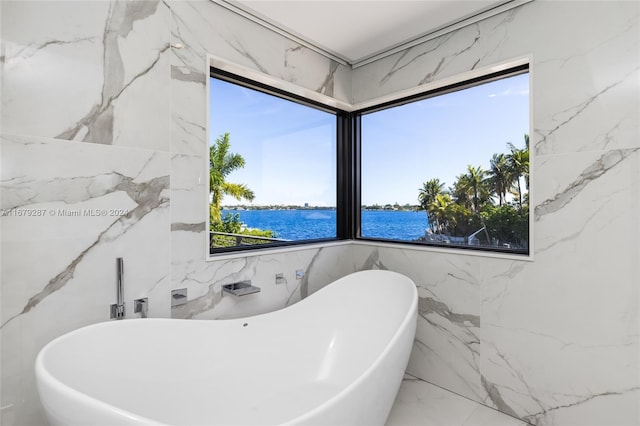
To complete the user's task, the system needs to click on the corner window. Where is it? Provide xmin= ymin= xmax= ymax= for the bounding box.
xmin=358 ymin=68 xmax=530 ymax=254
xmin=209 ymin=72 xmax=338 ymax=254
xmin=208 ymin=64 xmax=530 ymax=257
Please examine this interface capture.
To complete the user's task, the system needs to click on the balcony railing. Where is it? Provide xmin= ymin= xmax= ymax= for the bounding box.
xmin=209 ymin=231 xmax=288 ymax=251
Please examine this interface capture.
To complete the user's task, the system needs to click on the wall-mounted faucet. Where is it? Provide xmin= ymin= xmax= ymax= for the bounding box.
xmin=171 ymin=288 xmax=188 ymax=307
xmin=134 ymin=298 xmax=148 ymax=318
xmin=110 ymin=258 xmax=125 ymax=320
xmin=222 ymin=281 xmax=261 ymax=296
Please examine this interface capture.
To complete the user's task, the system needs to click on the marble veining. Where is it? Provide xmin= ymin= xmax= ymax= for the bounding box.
xmin=358 ymin=248 xmax=389 ymax=273
xmin=55 ymin=1 xmax=166 ymax=141
xmin=170 ymin=245 xmax=355 ymax=321
xmin=418 ymin=26 xmax=481 ymax=85
xmin=420 ymin=297 xmax=480 ymax=329
xmin=292 ymin=248 xmax=322 ymax=301
xmin=522 ymin=388 xmax=640 ymax=426
xmin=350 ymin=245 xmax=485 ymax=403
xmin=379 ymin=33 xmax=456 ymax=86
xmin=170 ymin=222 xmax=204 ymax=233
xmin=1 ymin=137 xmax=170 ymax=328
xmin=3 ymin=171 xmax=168 ymax=326
xmin=353 ymin=3 xmax=639 ymax=424
xmin=535 ymin=148 xmax=638 ymax=221
xmin=225 ymin=36 xmax=270 ymax=74
xmin=171 ymin=280 xmax=223 ymax=319
xmin=483 ymin=331 xmax=640 ymax=425
xmin=387 ymin=375 xmax=529 ymax=426
xmin=283 ymin=44 xmax=304 ymax=69
xmin=1 ymin=35 xmax=97 ymax=64
xmin=316 ymin=59 xmax=340 ymax=97
xmin=2 ymin=0 xmax=171 ymax=150
xmin=480 ymin=376 xmax=521 ymax=419
xmin=411 ymin=301 xmax=482 ymax=401
xmin=534 ymin=67 xmax=640 ymax=156
xmin=480 ymin=9 xmax=519 ymax=64
xmin=56 ymin=39 xmax=170 ymax=143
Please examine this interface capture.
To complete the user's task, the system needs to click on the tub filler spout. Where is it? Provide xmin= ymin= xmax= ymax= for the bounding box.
xmin=110 ymin=258 xmax=125 ymax=320
xmin=222 ymin=280 xmax=261 ymax=296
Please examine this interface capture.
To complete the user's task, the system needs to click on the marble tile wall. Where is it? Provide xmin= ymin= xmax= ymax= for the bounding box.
xmin=0 ymin=1 xmax=353 ymax=424
xmin=352 ymin=1 xmax=640 ymax=425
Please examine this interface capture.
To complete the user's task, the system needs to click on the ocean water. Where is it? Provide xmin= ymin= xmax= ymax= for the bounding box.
xmin=222 ymin=209 xmax=429 ymax=241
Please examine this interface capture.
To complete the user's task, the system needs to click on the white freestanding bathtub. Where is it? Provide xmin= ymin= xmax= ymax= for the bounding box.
xmin=35 ymin=269 xmax=418 ymax=426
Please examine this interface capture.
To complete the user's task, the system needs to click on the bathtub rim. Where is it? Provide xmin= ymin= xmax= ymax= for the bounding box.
xmin=286 ymin=269 xmax=418 ymax=424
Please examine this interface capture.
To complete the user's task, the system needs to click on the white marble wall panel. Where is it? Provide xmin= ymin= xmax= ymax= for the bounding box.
xmin=480 ymin=149 xmax=640 ymax=425
xmin=1 ymin=1 xmax=171 ymax=150
xmin=0 ymin=134 xmax=171 ymax=424
xmin=354 ymin=1 xmax=640 ymax=153
xmin=169 ymin=0 xmax=350 ymax=156
xmin=170 ymin=1 xmax=350 ymax=102
xmin=171 ymin=244 xmax=354 ymax=320
xmin=350 ymin=244 xmax=486 ymax=403
xmin=352 ymin=1 xmax=640 ymax=425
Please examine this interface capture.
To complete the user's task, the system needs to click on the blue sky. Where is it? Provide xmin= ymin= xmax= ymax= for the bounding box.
xmin=361 ymin=73 xmax=529 ymax=205
xmin=210 ymin=79 xmax=336 ymax=206
xmin=210 ymin=73 xmax=529 ymax=206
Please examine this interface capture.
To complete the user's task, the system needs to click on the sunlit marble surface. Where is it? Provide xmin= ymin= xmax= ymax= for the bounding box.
xmin=1 ymin=1 xmax=172 ymax=150
xmin=387 ymin=376 xmax=528 ymax=426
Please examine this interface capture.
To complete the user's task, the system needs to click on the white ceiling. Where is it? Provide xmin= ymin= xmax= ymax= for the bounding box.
xmin=228 ymin=0 xmax=511 ymax=65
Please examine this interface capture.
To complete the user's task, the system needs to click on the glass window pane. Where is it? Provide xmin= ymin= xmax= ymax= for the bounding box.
xmin=360 ymin=72 xmax=530 ymax=253
xmin=209 ymin=77 xmax=337 ymax=252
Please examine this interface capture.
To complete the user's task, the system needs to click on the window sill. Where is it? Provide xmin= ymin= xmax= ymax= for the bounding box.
xmin=206 ymin=240 xmax=352 ymax=261
xmin=353 ymin=239 xmax=534 ymax=262
xmin=206 ymin=238 xmax=533 ymax=262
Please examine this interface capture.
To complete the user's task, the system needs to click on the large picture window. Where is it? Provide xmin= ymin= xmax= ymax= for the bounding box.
xmin=359 ymin=69 xmax=529 ymax=253
xmin=209 ymin=65 xmax=530 ymax=256
xmin=209 ymin=73 xmax=338 ymax=253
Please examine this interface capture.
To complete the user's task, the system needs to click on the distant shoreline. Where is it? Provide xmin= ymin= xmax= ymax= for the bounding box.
xmin=220 ymin=208 xmax=429 ymax=241
xmin=222 ymin=204 xmax=422 ymax=212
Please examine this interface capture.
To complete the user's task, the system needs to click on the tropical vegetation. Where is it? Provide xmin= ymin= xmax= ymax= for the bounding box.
xmin=418 ymin=135 xmax=529 ymax=250
xmin=209 ymin=133 xmax=275 ymax=248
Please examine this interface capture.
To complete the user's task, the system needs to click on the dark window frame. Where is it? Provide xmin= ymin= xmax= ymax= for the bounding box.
xmin=209 ymin=68 xmax=353 ymax=255
xmin=354 ymin=64 xmax=530 ymax=256
xmin=209 ymin=64 xmax=530 ymax=256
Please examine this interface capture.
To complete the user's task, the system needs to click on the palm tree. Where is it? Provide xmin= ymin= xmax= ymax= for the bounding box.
xmin=418 ymin=178 xmax=445 ymax=233
xmin=428 ymin=193 xmax=452 ymax=234
xmin=450 ymin=175 xmax=468 ymax=209
xmin=209 ymin=133 xmax=255 ymax=224
xmin=489 ymin=153 xmax=511 ymax=206
xmin=464 ymin=165 xmax=488 ymax=213
xmin=523 ymin=134 xmax=530 ymax=189
xmin=507 ymin=136 xmax=529 ymax=212
xmin=451 ymin=165 xmax=491 ymax=242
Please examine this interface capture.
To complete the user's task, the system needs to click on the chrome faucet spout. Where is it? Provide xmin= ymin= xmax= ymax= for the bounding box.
xmin=116 ymin=258 xmax=124 ymax=306
xmin=110 ymin=258 xmax=126 ymax=320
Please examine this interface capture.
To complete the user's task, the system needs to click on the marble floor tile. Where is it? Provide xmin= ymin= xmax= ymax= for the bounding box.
xmin=387 ymin=377 xmax=528 ymax=426
xmin=462 ymin=404 xmax=528 ymax=426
